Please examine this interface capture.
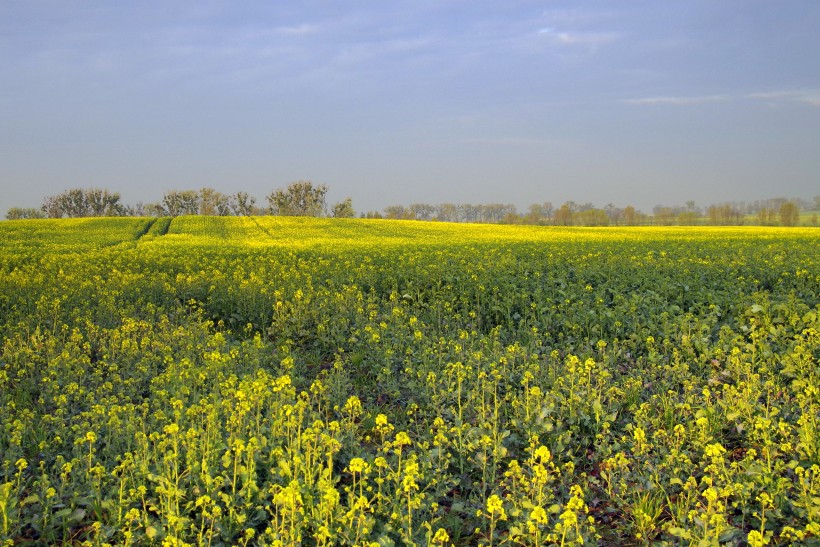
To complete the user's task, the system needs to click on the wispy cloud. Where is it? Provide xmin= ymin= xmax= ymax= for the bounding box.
xmin=538 ymin=27 xmax=620 ymax=49
xmin=624 ymin=95 xmax=728 ymax=106
xmin=272 ymin=23 xmax=319 ymax=36
xmin=624 ymin=90 xmax=820 ymax=108
xmin=748 ymin=89 xmax=820 ymax=107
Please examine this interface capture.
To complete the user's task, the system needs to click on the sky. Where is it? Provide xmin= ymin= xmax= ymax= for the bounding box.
xmin=2 ymin=0 xmax=819 ymax=216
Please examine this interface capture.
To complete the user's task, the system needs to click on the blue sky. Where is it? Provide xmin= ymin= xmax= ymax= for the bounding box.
xmin=2 ymin=1 xmax=819 ymax=216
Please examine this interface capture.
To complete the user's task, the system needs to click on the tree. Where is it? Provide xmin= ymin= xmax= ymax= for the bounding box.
xmin=623 ymin=206 xmax=637 ymax=226
xmin=143 ymin=203 xmax=167 ymax=217
xmin=409 ymin=203 xmax=436 ymax=221
xmin=267 ymin=181 xmax=328 ymax=216
xmin=779 ymin=201 xmax=800 ymax=226
xmin=40 ymin=188 xmax=124 ymax=218
xmin=525 ymin=202 xmax=552 ymax=225
xmin=198 ymin=187 xmax=231 ymax=216
xmin=554 ymin=203 xmax=574 ymax=226
xmin=653 ymin=206 xmax=676 ymax=226
xmin=458 ymin=203 xmax=479 ymax=223
xmin=757 ymin=208 xmax=774 ymax=226
xmin=576 ymin=208 xmax=609 ymax=226
xmin=384 ymin=205 xmax=410 ymax=220
xmin=86 ymin=188 xmax=125 ymax=216
xmin=331 ymin=198 xmax=355 ymax=218
xmin=161 ymin=190 xmax=199 ymax=216
xmin=230 ymin=192 xmax=257 ymax=216
xmin=6 ymin=207 xmax=45 ymax=220
xmin=436 ymin=203 xmax=459 ymax=222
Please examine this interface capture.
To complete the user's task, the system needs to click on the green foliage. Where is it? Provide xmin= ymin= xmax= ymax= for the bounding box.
xmin=0 ymin=218 xmax=818 ymax=545
xmin=331 ymin=198 xmax=355 ymax=218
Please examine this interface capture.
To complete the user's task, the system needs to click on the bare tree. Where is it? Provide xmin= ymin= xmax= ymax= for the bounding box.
xmin=230 ymin=192 xmax=257 ymax=216
xmin=40 ymin=188 xmax=124 ymax=218
xmin=267 ymin=181 xmax=328 ymax=216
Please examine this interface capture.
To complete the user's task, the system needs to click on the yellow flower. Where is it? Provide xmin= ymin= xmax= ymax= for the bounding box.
xmin=348 ymin=457 xmax=369 ymax=474
xmin=394 ymin=431 xmax=412 ymax=447
xmin=746 ymin=530 xmax=767 ymax=547
xmin=432 ymin=527 xmax=450 ymax=544
xmin=534 ymin=445 xmax=552 ymax=463
xmin=530 ymin=506 xmax=548 ymax=525
xmin=486 ymin=494 xmax=507 ymax=520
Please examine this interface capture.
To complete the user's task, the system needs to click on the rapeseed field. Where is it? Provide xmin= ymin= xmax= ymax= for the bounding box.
xmin=0 ymin=217 xmax=818 ymax=545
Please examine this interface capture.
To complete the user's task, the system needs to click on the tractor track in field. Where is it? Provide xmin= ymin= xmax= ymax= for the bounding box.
xmin=134 ymin=217 xmax=172 ymax=242
xmin=134 ymin=218 xmax=157 ymax=241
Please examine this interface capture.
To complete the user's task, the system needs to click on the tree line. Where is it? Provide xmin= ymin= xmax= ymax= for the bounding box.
xmin=5 ymin=182 xmax=817 ymax=227
xmin=6 ymin=181 xmax=353 ymax=220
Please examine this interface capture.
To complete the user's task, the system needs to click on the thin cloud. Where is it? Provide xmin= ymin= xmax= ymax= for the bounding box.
xmin=538 ymin=28 xmax=620 ymax=48
xmin=748 ymin=90 xmax=820 ymax=107
xmin=624 ymin=95 xmax=728 ymax=106
xmin=273 ymin=23 xmax=319 ymax=36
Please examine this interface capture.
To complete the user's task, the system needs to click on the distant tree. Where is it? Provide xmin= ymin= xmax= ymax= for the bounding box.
xmin=707 ymin=204 xmax=743 ymax=225
xmin=779 ymin=201 xmax=800 ymax=226
xmin=129 ymin=202 xmax=146 ymax=216
xmin=622 ymin=206 xmax=637 ymax=226
xmin=6 ymin=207 xmax=45 ymax=220
xmin=384 ymin=205 xmax=410 ymax=220
xmin=554 ymin=203 xmax=574 ymax=226
xmin=757 ymin=208 xmax=775 ymax=226
xmin=576 ymin=208 xmax=610 ymax=226
xmin=267 ymin=181 xmax=328 ymax=216
xmin=436 ymin=203 xmax=459 ymax=222
xmin=525 ymin=202 xmax=552 ymax=225
xmin=86 ymin=188 xmax=125 ymax=216
xmin=409 ymin=203 xmax=436 ymax=221
xmin=483 ymin=203 xmax=517 ymax=223
xmin=143 ymin=203 xmax=166 ymax=217
xmin=706 ymin=205 xmax=721 ymax=225
xmin=198 ymin=187 xmax=231 ymax=216
xmin=331 ymin=198 xmax=355 ymax=218
xmin=230 ymin=192 xmax=257 ymax=216
xmin=814 ymin=195 xmax=820 ymax=210
xmin=40 ymin=187 xmax=124 ymax=218
xmin=653 ymin=206 xmax=676 ymax=226
xmin=42 ymin=195 xmax=62 ymax=218
xmin=677 ymin=211 xmax=698 ymax=225
xmin=458 ymin=203 xmax=479 ymax=223
xmin=161 ymin=190 xmax=199 ymax=216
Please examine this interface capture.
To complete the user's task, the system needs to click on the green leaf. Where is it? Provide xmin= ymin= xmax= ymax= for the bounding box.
xmin=21 ymin=494 xmax=40 ymax=506
xmin=667 ymin=526 xmax=691 ymax=539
